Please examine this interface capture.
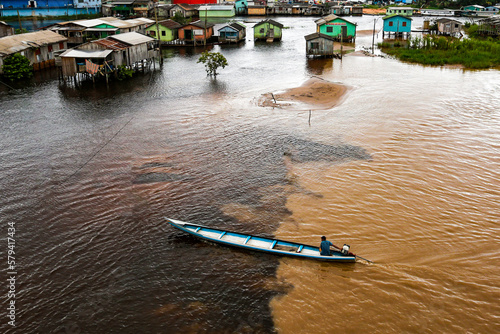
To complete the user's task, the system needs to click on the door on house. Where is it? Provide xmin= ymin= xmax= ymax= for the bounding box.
xmin=185 ymin=30 xmax=192 ymax=41
xmin=341 ymin=26 xmax=347 ymax=39
xmin=269 ymin=28 xmax=274 ymax=38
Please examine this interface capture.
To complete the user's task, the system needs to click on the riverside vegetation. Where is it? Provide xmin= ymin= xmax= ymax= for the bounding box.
xmin=378 ymin=32 xmax=500 ymax=69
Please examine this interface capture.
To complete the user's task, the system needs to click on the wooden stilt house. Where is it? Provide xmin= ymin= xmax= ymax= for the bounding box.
xmin=305 ymin=33 xmax=336 ymax=58
xmin=218 ymin=22 xmax=246 ymax=43
xmin=315 ymin=14 xmax=356 ymax=42
xmin=254 ymin=19 xmax=283 ymax=42
xmin=382 ymin=14 xmax=412 ymax=39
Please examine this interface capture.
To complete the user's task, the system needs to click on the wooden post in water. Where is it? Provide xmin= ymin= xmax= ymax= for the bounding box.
xmin=17 ymin=10 xmax=23 ymax=32
xmin=204 ymin=7 xmax=207 ymax=47
xmin=372 ymin=18 xmax=376 ymax=54
xmin=340 ymin=30 xmax=343 ymax=60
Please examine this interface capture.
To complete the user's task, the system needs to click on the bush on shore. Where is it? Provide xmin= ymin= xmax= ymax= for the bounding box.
xmin=378 ymin=35 xmax=500 ymax=69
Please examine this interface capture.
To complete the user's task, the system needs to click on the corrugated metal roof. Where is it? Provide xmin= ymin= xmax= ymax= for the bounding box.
xmin=254 ymin=19 xmax=283 ymax=28
xmin=85 ymin=28 xmax=120 ymax=32
xmin=315 ymin=14 xmax=338 ymax=26
xmin=218 ymin=22 xmax=245 ymax=32
xmin=304 ymin=32 xmax=335 ymax=41
xmin=73 ymin=19 xmax=109 ymax=28
xmin=108 ymin=32 xmax=154 ymax=45
xmin=183 ymin=20 xmax=215 ymax=29
xmin=60 ymin=49 xmax=113 ymax=58
xmin=92 ymin=38 xmax=129 ymax=51
xmin=199 ymin=5 xmax=234 ymax=10
xmin=0 ymin=30 xmax=67 ymax=56
xmin=98 ymin=17 xmax=154 ymax=29
xmin=157 ymin=19 xmax=182 ymax=30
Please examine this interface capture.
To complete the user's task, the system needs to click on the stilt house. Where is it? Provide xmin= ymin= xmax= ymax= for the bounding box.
xmin=382 ymin=14 xmax=412 ymax=38
xmin=304 ymin=33 xmax=336 ymax=57
xmin=253 ymin=19 xmax=283 ymax=41
xmin=178 ymin=21 xmax=215 ymax=45
xmin=315 ymin=14 xmax=356 ymax=42
xmin=59 ymin=32 xmax=158 ymax=79
xmin=0 ymin=30 xmax=67 ymax=74
xmin=218 ymin=22 xmax=246 ymax=43
xmin=145 ymin=19 xmax=182 ymax=43
xmin=436 ymin=18 xmax=462 ymax=36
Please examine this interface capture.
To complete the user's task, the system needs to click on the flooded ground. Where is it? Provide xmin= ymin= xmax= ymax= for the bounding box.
xmin=1 ymin=16 xmax=499 ymax=333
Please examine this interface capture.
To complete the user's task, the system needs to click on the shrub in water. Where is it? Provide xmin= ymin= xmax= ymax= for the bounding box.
xmin=2 ymin=53 xmax=33 ymax=81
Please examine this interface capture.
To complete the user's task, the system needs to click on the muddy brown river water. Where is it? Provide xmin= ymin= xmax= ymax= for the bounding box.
xmin=1 ymin=16 xmax=499 ymax=333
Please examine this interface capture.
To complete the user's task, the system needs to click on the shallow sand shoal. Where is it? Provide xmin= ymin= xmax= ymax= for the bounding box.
xmin=260 ymin=78 xmax=348 ymax=109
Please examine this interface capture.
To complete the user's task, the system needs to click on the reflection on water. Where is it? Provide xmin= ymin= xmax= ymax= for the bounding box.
xmin=305 ymin=58 xmax=333 ymax=76
xmin=0 ymin=15 xmax=499 ymax=334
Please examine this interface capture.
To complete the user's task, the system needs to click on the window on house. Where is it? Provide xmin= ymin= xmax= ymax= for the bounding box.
xmin=162 ymin=31 xmax=166 ymax=36
xmin=150 ymin=31 xmax=155 ymax=36
xmin=389 ymin=22 xmax=393 ymax=27
xmin=402 ymin=22 xmax=407 ymax=27
xmin=311 ymin=42 xmax=319 ymax=49
xmin=326 ymin=27 xmax=333 ymax=33
xmin=260 ymin=28 xmax=264 ymax=33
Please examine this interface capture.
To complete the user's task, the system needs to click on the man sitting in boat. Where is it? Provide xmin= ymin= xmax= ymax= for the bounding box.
xmin=319 ymin=236 xmax=334 ymax=256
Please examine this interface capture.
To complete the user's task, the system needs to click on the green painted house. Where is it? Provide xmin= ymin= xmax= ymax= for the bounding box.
xmin=254 ymin=19 xmax=283 ymax=41
xmin=86 ymin=23 xmax=120 ymax=39
xmin=198 ymin=5 xmax=236 ymax=18
xmin=145 ymin=19 xmax=182 ymax=43
xmin=386 ymin=7 xmax=414 ymax=17
xmin=315 ymin=14 xmax=356 ymax=42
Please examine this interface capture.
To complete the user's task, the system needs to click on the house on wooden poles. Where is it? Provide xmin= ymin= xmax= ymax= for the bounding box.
xmin=304 ymin=33 xmax=337 ymax=58
xmin=59 ymin=32 xmax=159 ymax=83
xmin=49 ymin=17 xmax=154 ymax=48
xmin=382 ymin=14 xmax=412 ymax=39
xmin=315 ymin=14 xmax=356 ymax=42
xmin=0 ymin=21 xmax=15 ymax=37
xmin=0 ymin=30 xmax=67 ymax=74
xmin=477 ymin=17 xmax=500 ymax=36
xmin=169 ymin=4 xmax=198 ymax=19
xmin=436 ymin=18 xmax=463 ymax=37
xmin=254 ymin=19 xmax=283 ymax=42
xmin=218 ymin=22 xmax=246 ymax=44
xmin=145 ymin=19 xmax=182 ymax=44
xmin=177 ymin=21 xmax=215 ymax=46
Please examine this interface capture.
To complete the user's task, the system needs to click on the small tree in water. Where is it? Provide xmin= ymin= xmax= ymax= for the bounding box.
xmin=197 ymin=51 xmax=228 ymax=78
xmin=2 ymin=54 xmax=33 ymax=81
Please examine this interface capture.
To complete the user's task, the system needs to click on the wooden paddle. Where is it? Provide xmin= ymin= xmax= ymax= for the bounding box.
xmin=355 ymin=255 xmax=374 ymax=264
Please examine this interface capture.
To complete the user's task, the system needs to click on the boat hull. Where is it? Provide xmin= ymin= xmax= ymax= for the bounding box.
xmin=166 ymin=218 xmax=356 ymax=262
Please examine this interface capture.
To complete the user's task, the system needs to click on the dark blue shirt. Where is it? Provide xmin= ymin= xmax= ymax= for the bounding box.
xmin=320 ymin=240 xmax=333 ymax=256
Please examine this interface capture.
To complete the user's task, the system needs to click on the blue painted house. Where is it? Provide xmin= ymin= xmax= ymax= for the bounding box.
xmin=218 ymin=22 xmax=246 ymax=43
xmin=382 ymin=14 xmax=412 ymax=38
xmin=0 ymin=0 xmax=101 ymax=17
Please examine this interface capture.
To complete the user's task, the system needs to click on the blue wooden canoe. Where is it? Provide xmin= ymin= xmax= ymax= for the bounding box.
xmin=166 ymin=218 xmax=356 ymax=262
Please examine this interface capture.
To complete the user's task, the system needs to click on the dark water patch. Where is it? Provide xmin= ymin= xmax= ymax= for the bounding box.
xmin=281 ymin=137 xmax=372 ymax=163
xmin=132 ymin=172 xmax=191 ymax=184
xmin=138 ymin=162 xmax=175 ymax=169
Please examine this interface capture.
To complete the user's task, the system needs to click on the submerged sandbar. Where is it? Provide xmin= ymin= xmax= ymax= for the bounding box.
xmin=260 ymin=78 xmax=349 ymax=109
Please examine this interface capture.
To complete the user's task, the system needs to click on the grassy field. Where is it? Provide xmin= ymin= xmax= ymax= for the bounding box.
xmin=379 ymin=35 xmax=500 ymax=69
